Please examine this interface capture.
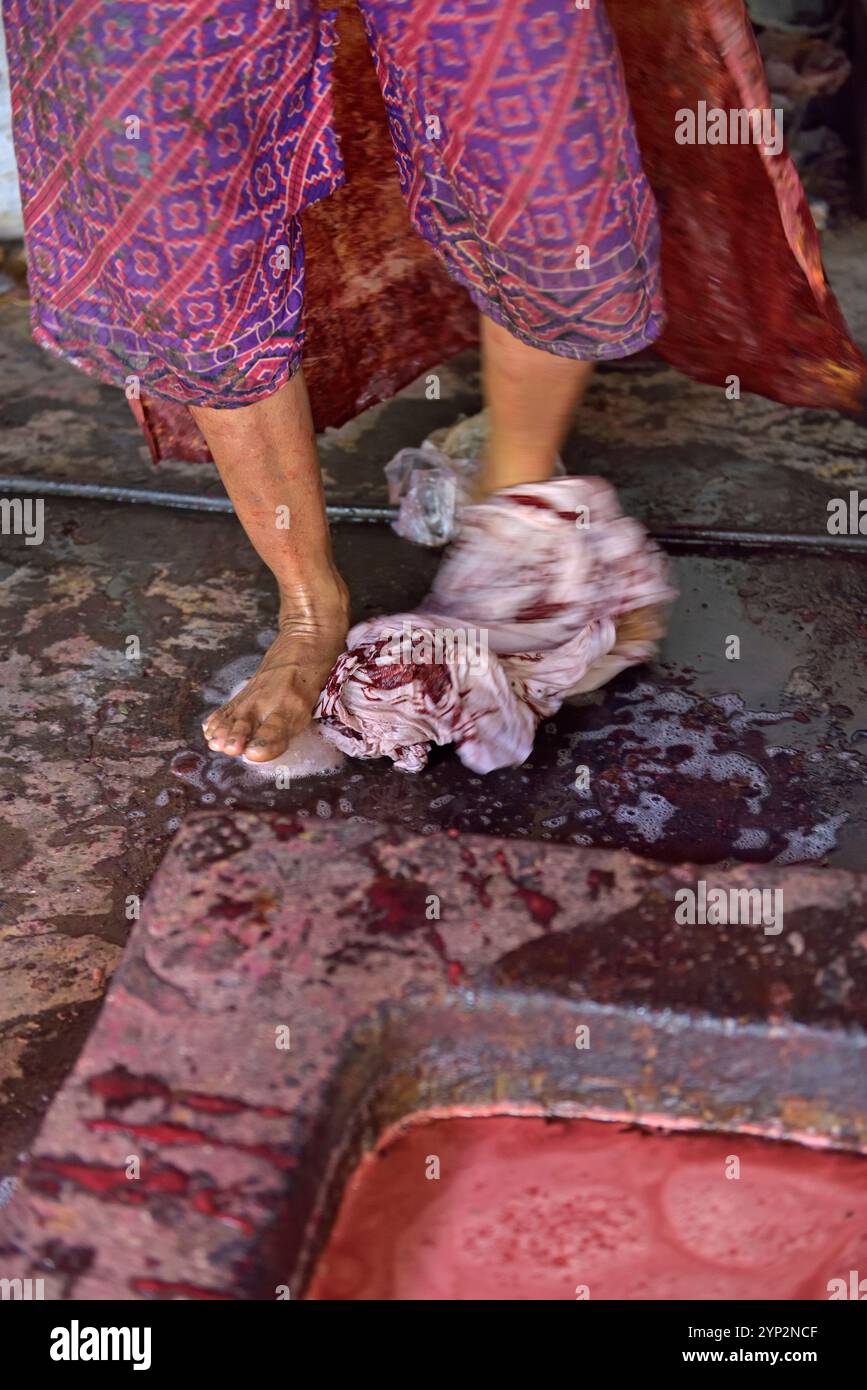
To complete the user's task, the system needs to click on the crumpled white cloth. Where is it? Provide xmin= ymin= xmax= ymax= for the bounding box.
xmin=316 ymin=477 xmax=677 ymax=773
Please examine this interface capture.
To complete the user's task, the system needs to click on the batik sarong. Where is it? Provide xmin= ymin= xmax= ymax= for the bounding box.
xmin=2 ymin=0 xmax=664 ymax=409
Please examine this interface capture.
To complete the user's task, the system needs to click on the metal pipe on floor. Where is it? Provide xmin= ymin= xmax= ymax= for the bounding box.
xmin=1 ymin=476 xmax=236 ymax=513
xmin=1 ymin=473 xmax=866 ymax=554
xmin=0 ymin=474 xmax=394 ymax=522
xmin=648 ymin=526 xmax=867 ymax=555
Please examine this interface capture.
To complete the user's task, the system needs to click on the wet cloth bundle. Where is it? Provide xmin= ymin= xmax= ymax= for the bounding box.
xmin=315 ymin=478 xmax=676 ymax=773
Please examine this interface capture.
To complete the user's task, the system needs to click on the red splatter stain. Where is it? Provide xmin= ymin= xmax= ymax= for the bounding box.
xmin=89 ymin=1119 xmax=210 ymax=1146
xmin=191 ymin=1190 xmax=254 ymax=1234
xmin=170 ymin=752 xmax=203 ymax=778
xmin=88 ymin=1069 xmax=168 ymax=1107
xmin=272 ymin=817 xmax=304 ymax=841
xmin=494 ymin=850 xmax=560 ymax=926
xmin=586 ymin=868 xmax=615 ymax=901
xmin=512 ymin=884 xmax=559 ymax=927
xmin=182 ymin=1093 xmax=290 ymax=1119
xmin=32 ymin=1158 xmax=188 ymax=1197
xmin=32 ymin=1156 xmax=263 ymax=1238
xmin=514 ymin=601 xmax=568 ymax=623
xmin=460 ymin=870 xmax=492 ymax=910
xmin=87 ymin=1067 xmax=294 ymax=1119
xmin=87 ymin=1117 xmax=297 ymax=1171
xmin=210 ymin=896 xmax=256 ymax=922
xmin=509 ymin=495 xmax=554 ymax=512
xmin=353 ymin=873 xmax=432 ymax=936
xmin=130 ymin=1279 xmax=234 ymax=1300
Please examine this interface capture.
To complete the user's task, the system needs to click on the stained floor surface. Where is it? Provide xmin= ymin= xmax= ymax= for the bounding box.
xmin=1 ymin=228 xmax=866 ymax=1178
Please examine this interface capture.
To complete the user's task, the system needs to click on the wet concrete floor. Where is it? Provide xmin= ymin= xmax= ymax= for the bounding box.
xmin=2 ymin=495 xmax=865 ymax=1177
xmin=1 ymin=224 xmax=866 ymax=1184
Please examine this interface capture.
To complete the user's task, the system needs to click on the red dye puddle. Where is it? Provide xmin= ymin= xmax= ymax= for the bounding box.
xmin=307 ymin=1116 xmax=867 ymax=1300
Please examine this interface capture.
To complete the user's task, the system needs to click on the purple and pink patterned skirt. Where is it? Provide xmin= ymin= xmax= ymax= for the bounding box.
xmin=2 ymin=0 xmax=664 ymax=410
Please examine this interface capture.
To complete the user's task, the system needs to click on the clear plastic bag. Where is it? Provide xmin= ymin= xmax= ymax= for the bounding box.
xmin=384 ymin=419 xmax=567 ymax=548
xmin=384 ymin=445 xmax=478 ymax=547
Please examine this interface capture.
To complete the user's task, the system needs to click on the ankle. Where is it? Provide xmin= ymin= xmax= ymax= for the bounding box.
xmin=476 ymin=455 xmax=558 ymax=497
xmin=277 ymin=566 xmax=349 ymax=614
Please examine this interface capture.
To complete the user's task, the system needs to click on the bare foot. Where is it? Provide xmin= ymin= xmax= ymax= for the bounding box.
xmin=202 ymin=572 xmax=350 ymax=762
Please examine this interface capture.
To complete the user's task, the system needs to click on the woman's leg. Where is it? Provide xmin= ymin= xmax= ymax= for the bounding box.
xmin=192 ymin=371 xmax=349 ymax=762
xmin=478 ymin=315 xmax=596 ymax=495
xmin=3 ymin=0 xmax=349 ymax=763
xmin=359 ymin=0 xmax=663 ymax=495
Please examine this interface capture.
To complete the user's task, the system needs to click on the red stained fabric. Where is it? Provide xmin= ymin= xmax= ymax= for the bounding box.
xmin=609 ymin=0 xmax=865 ymax=412
xmin=316 ymin=477 xmax=675 ymax=773
xmin=137 ymin=0 xmax=866 ymax=465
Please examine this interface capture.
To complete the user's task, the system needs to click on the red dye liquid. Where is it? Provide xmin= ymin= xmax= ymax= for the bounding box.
xmin=307 ymin=1117 xmax=867 ymax=1301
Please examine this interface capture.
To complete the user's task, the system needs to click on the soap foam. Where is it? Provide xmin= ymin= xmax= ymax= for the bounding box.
xmin=614 ymin=790 xmax=676 ymax=843
xmin=180 ymin=649 xmax=347 ymax=789
xmin=569 ymin=682 xmax=850 ymax=864
xmin=239 ymin=721 xmax=345 ymax=780
xmin=776 ymin=813 xmax=848 ymax=865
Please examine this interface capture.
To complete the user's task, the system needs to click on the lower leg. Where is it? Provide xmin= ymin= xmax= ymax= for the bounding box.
xmin=477 ymin=313 xmax=596 ymax=495
xmin=191 ymin=371 xmax=349 ymax=761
